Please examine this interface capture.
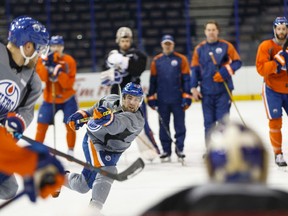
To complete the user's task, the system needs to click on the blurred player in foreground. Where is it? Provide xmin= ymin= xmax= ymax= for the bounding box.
xmin=56 ymin=82 xmax=144 ymax=213
xmin=142 ymin=119 xmax=288 ymax=215
xmin=35 ymin=35 xmax=78 ymax=156
xmin=256 ymin=17 xmax=288 ymax=167
xmin=0 ymin=16 xmax=64 ymax=202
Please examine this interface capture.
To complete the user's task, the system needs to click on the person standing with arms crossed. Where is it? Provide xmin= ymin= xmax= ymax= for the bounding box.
xmin=147 ymin=35 xmax=192 ymax=162
xmin=256 ymin=17 xmax=288 ymax=167
xmin=190 ymin=20 xmax=242 ymax=154
xmin=35 ymin=35 xmax=78 ymax=156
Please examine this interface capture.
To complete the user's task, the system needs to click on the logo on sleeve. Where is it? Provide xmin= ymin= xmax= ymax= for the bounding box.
xmin=0 ymin=80 xmax=20 ymax=116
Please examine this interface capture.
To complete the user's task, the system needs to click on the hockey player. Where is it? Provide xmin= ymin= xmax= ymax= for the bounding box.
xmin=190 ymin=20 xmax=242 ymax=152
xmin=0 ymin=16 xmax=65 ymax=201
xmin=61 ymin=82 xmax=145 ymax=212
xmin=256 ymin=17 xmax=288 ymax=167
xmin=35 ymin=35 xmax=78 ymax=156
xmin=147 ymin=35 xmax=192 ymax=162
xmin=142 ymin=119 xmax=288 ymax=215
xmin=103 ymin=26 xmax=160 ymax=158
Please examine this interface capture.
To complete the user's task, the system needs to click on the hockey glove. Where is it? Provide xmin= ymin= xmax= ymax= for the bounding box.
xmin=213 ymin=65 xmax=232 ymax=82
xmin=5 ymin=112 xmax=26 ymax=136
xmin=213 ymin=72 xmax=224 ymax=82
xmin=48 ymin=64 xmax=63 ymax=82
xmin=24 ymin=152 xmax=65 ymax=202
xmin=43 ymin=52 xmax=63 ymax=82
xmin=67 ymin=110 xmax=90 ymax=131
xmin=101 ymin=70 xmax=123 ymax=86
xmin=92 ymin=106 xmax=114 ymax=126
xmin=107 ymin=50 xmax=129 ymax=72
xmin=147 ymin=95 xmax=158 ymax=110
xmin=181 ymin=93 xmax=192 ymax=111
xmin=274 ymin=50 xmax=286 ymax=72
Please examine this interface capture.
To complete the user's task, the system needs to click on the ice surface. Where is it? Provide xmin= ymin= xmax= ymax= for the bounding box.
xmin=1 ymin=101 xmax=288 ymax=216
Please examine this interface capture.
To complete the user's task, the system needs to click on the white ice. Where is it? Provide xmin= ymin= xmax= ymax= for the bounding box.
xmin=1 ymin=101 xmax=288 ymax=216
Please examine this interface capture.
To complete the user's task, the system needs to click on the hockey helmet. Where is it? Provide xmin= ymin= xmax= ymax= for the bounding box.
xmin=122 ymin=82 xmax=144 ymax=105
xmin=273 ymin=17 xmax=288 ymax=28
xmin=115 ymin=27 xmax=133 ymax=44
xmin=205 ymin=118 xmax=268 ymax=183
xmin=8 ymin=16 xmax=49 ymax=56
xmin=50 ymin=35 xmax=64 ymax=46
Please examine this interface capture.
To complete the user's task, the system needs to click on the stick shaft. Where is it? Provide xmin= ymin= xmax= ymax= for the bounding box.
xmin=17 ymin=134 xmax=144 ymax=181
xmin=209 ymin=52 xmax=246 ymax=126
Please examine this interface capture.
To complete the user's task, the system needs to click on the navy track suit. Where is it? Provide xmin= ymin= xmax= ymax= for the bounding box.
xmin=191 ymin=39 xmax=242 ymax=142
xmin=149 ymin=51 xmax=191 ymax=155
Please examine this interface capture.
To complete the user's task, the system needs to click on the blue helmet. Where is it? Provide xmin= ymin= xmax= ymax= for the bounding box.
xmin=8 ymin=16 xmax=49 ymax=48
xmin=122 ymin=82 xmax=143 ymax=98
xmin=273 ymin=16 xmax=288 ymax=27
xmin=206 ymin=119 xmax=268 ymax=183
xmin=50 ymin=35 xmax=64 ymax=45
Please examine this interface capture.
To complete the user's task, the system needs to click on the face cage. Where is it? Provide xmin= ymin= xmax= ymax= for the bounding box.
xmin=34 ymin=43 xmax=50 ymax=58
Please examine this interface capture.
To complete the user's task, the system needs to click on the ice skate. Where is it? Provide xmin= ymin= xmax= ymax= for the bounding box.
xmin=67 ymin=149 xmax=74 ymax=157
xmin=160 ymin=152 xmax=171 ymax=163
xmin=275 ymin=154 xmax=287 ymax=167
xmin=176 ymin=149 xmax=186 ymax=166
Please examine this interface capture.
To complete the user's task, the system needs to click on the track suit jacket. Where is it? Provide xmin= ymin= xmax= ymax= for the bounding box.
xmin=191 ymin=39 xmax=242 ymax=138
xmin=149 ymin=51 xmax=190 ymax=154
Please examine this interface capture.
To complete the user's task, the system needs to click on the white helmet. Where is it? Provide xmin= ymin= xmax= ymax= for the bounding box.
xmin=115 ymin=27 xmax=133 ymax=44
xmin=205 ymin=119 xmax=268 ymax=183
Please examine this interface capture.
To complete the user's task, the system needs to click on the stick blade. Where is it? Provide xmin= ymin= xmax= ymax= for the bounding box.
xmin=114 ymin=158 xmax=145 ymax=181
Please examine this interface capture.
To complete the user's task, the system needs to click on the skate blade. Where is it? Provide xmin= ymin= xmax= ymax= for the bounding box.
xmin=161 ymin=158 xmax=171 ymax=163
xmin=277 ymin=166 xmax=288 ymax=172
xmin=178 ymin=158 xmax=186 ymax=166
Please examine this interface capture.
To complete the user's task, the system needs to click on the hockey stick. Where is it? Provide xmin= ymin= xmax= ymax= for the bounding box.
xmin=283 ymin=38 xmax=288 ymax=52
xmin=155 ymin=108 xmax=176 ymax=146
xmin=155 ymin=108 xmax=185 ymax=165
xmin=51 ymin=81 xmax=57 ymax=150
xmin=15 ymin=134 xmax=145 ymax=181
xmin=209 ymin=52 xmax=246 ymax=127
xmin=0 ymin=191 xmax=26 ymax=209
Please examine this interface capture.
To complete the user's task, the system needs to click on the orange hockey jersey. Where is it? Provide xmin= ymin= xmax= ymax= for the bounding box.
xmin=36 ymin=52 xmax=77 ymax=103
xmin=256 ymin=39 xmax=288 ymax=94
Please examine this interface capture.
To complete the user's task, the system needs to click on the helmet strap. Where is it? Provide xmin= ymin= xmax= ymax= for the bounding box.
xmin=20 ymin=46 xmax=38 ymax=66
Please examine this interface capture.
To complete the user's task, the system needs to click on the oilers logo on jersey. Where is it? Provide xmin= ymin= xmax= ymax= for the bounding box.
xmin=0 ymin=80 xmax=20 ymax=116
xmin=171 ymin=59 xmax=178 ymax=67
xmin=87 ymin=119 xmax=102 ymax=132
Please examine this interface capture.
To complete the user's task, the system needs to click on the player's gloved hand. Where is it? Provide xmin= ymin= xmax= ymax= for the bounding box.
xmin=147 ymin=95 xmax=158 ymax=110
xmin=107 ymin=50 xmax=129 ymax=72
xmin=23 ymin=152 xmax=65 ymax=202
xmin=181 ymin=93 xmax=192 ymax=111
xmin=67 ymin=110 xmax=90 ymax=131
xmin=43 ymin=52 xmax=63 ymax=82
xmin=92 ymin=106 xmax=114 ymax=126
xmin=213 ymin=72 xmax=224 ymax=82
xmin=47 ymin=64 xmax=63 ymax=82
xmin=5 ymin=112 xmax=26 ymax=136
xmin=101 ymin=70 xmax=123 ymax=86
xmin=274 ymin=50 xmax=288 ymax=73
xmin=213 ymin=65 xmax=231 ymax=82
